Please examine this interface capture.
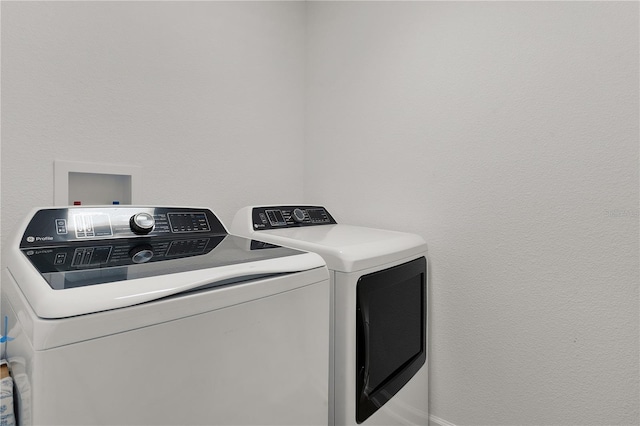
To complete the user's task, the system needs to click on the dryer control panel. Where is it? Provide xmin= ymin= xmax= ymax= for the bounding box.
xmin=252 ymin=206 xmax=337 ymax=230
xmin=20 ymin=206 xmax=227 ymax=248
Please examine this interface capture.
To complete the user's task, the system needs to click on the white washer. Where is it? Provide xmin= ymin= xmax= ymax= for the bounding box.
xmin=1 ymin=206 xmax=330 ymax=426
xmin=231 ymin=205 xmax=429 ymax=426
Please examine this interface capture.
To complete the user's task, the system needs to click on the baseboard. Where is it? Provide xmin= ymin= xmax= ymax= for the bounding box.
xmin=429 ymin=414 xmax=458 ymax=426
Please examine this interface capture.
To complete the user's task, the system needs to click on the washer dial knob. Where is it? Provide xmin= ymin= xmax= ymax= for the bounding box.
xmin=292 ymin=208 xmax=306 ymax=223
xmin=129 ymin=245 xmax=154 ymax=264
xmin=130 ymin=212 xmax=155 ymax=234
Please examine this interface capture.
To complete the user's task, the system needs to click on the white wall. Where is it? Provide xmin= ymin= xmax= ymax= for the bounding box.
xmin=1 ymin=1 xmax=306 ymax=256
xmin=306 ymin=2 xmax=639 ymax=425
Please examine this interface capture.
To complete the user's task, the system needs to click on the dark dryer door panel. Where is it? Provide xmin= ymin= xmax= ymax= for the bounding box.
xmin=356 ymin=256 xmax=427 ymax=423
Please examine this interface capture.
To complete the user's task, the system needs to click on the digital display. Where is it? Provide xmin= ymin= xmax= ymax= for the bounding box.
xmin=266 ymin=210 xmax=286 ymax=226
xmin=73 ymin=214 xmax=113 ymax=238
xmin=71 ymin=246 xmax=113 ymax=267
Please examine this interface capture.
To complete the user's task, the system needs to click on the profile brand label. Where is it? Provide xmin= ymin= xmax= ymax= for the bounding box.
xmin=26 ymin=236 xmax=54 ymax=243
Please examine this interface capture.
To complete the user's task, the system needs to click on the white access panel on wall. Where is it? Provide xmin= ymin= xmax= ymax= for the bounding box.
xmin=54 ymin=160 xmax=141 ymax=206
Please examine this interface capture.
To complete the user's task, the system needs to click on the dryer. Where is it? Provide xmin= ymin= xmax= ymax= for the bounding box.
xmin=1 ymin=205 xmax=330 ymax=425
xmin=231 ymin=205 xmax=429 ymax=426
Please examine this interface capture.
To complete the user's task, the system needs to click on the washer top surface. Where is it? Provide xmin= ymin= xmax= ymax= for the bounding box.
xmin=231 ymin=205 xmax=427 ymax=272
xmin=5 ymin=206 xmax=326 ymax=319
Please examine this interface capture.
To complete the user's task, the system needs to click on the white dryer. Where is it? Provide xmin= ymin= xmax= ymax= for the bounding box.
xmin=231 ymin=205 xmax=429 ymax=426
xmin=1 ymin=206 xmax=330 ymax=425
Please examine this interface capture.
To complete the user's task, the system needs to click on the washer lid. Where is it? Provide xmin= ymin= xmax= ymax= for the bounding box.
xmin=22 ymin=235 xmax=311 ymax=290
xmin=7 ymin=206 xmax=326 ymax=319
xmin=9 ymin=236 xmax=324 ymax=319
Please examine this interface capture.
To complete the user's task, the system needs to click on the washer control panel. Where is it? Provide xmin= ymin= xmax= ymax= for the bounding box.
xmin=252 ymin=206 xmax=337 ymax=230
xmin=20 ymin=206 xmax=226 ymax=248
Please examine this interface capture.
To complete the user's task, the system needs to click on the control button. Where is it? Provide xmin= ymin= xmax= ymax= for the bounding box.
xmin=56 ymin=219 xmax=68 ymax=235
xmin=130 ymin=213 xmax=155 ymax=235
xmin=54 ymin=252 xmax=67 ymax=265
xmin=292 ymin=208 xmax=306 ymax=223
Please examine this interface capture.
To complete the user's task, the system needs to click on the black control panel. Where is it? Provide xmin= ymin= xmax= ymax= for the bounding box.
xmin=252 ymin=206 xmax=337 ymax=230
xmin=20 ymin=207 xmax=226 ymax=249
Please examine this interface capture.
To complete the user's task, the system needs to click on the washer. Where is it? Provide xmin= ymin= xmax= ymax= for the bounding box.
xmin=231 ymin=205 xmax=429 ymax=426
xmin=1 ymin=205 xmax=330 ymax=426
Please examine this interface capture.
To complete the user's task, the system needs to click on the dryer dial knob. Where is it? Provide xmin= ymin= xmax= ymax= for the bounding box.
xmin=292 ymin=208 xmax=306 ymax=223
xmin=130 ymin=212 xmax=155 ymax=234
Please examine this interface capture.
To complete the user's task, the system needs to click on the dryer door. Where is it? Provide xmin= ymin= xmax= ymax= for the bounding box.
xmin=356 ymin=256 xmax=427 ymax=423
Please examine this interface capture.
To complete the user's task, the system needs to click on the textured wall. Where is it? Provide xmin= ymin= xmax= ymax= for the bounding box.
xmin=1 ymin=1 xmax=306 ymax=257
xmin=305 ymin=2 xmax=639 ymax=424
